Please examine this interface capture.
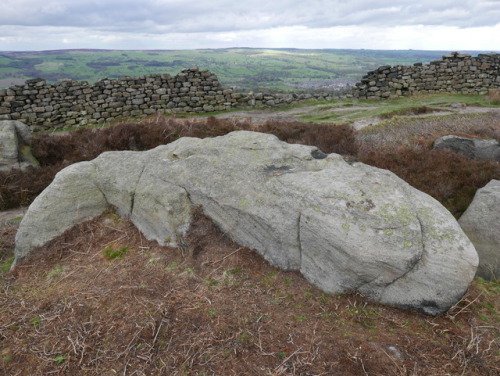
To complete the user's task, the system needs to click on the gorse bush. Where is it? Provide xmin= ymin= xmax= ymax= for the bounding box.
xmin=0 ymin=114 xmax=498 ymax=216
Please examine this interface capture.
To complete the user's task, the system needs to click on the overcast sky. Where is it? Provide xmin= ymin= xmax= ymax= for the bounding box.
xmin=1 ymin=0 xmax=499 ymax=51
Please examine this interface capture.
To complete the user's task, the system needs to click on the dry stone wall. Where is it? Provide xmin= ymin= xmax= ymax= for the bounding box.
xmin=6 ymin=52 xmax=494 ymax=131
xmin=0 ymin=68 xmax=235 ymax=131
xmin=237 ymin=91 xmax=334 ymax=108
xmin=0 ymin=67 xmax=336 ymax=132
xmin=352 ymin=52 xmax=500 ymax=99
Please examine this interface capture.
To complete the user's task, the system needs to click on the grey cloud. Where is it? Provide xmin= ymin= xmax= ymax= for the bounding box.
xmin=1 ymin=0 xmax=499 ymax=34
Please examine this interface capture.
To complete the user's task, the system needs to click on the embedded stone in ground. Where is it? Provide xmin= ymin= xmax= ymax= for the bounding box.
xmin=433 ymin=135 xmax=500 ymax=161
xmin=459 ymin=179 xmax=500 ymax=280
xmin=0 ymin=120 xmax=39 ymax=172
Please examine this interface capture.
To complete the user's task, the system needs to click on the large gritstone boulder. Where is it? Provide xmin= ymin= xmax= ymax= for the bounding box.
xmin=14 ymin=131 xmax=478 ymax=315
xmin=459 ymin=180 xmax=500 ymax=280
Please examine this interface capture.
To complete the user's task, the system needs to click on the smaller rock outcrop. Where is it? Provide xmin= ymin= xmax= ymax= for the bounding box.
xmin=0 ymin=120 xmax=39 ymax=172
xmin=433 ymin=135 xmax=500 ymax=161
xmin=459 ymin=180 xmax=500 ymax=280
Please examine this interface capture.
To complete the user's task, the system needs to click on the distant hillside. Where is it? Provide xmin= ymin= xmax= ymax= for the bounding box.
xmin=0 ymin=48 xmax=488 ymax=91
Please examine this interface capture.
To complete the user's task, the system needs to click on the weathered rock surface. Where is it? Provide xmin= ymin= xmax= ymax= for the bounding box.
xmin=433 ymin=135 xmax=500 ymax=161
xmin=0 ymin=120 xmax=39 ymax=171
xmin=459 ymin=180 xmax=500 ymax=280
xmin=14 ymin=131 xmax=478 ymax=315
xmin=14 ymin=162 xmax=107 ymax=254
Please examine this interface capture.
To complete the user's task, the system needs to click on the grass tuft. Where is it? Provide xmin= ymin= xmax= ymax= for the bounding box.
xmin=102 ymin=245 xmax=129 ymax=260
xmin=0 ymin=256 xmax=14 ymax=274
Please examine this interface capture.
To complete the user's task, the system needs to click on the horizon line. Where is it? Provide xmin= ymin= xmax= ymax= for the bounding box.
xmin=2 ymin=47 xmax=499 ymax=54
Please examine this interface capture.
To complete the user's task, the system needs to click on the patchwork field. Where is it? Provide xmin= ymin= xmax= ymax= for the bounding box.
xmin=0 ymin=48 xmax=467 ymax=91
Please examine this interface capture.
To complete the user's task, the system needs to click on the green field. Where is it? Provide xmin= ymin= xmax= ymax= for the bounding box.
xmin=0 ymin=48 xmax=484 ymax=91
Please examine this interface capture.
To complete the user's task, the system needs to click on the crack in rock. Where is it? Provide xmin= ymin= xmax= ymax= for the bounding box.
xmin=130 ymin=163 xmax=147 ymax=216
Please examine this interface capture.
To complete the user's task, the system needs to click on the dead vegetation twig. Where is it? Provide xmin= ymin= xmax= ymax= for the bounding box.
xmin=446 ymin=291 xmax=483 ymax=320
xmin=203 ymin=247 xmax=243 ymax=267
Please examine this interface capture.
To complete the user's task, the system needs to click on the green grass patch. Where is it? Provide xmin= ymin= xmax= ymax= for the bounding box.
xmin=0 ymin=257 xmax=14 ymax=274
xmin=475 ymin=277 xmax=500 ymax=296
xmin=295 ymin=314 xmax=308 ymax=322
xmin=103 ymin=245 xmax=129 ymax=260
xmin=46 ymin=265 xmax=64 ymax=279
xmin=53 ymin=354 xmax=67 ymax=364
xmin=167 ymin=261 xmax=180 ymax=272
xmin=30 ymin=317 xmax=42 ymax=328
xmin=297 ymin=94 xmax=492 ymax=123
xmin=207 ymin=309 xmax=218 ymax=318
xmin=7 ymin=216 xmax=23 ymax=222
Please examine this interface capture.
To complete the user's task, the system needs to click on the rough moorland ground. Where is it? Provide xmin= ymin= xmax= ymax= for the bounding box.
xmin=0 ymin=94 xmax=499 ymax=375
xmin=1 ymin=210 xmax=499 ymax=376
